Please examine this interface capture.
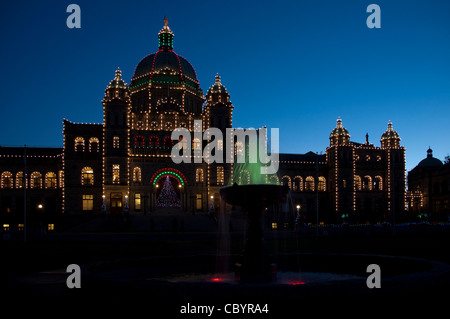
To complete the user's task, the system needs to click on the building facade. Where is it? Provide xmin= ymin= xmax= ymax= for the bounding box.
xmin=0 ymin=20 xmax=411 ymax=231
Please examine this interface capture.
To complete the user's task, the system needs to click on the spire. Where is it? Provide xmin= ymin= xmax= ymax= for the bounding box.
xmin=158 ymin=16 xmax=174 ymax=51
xmin=215 ymin=73 xmax=221 ymax=85
xmin=106 ymin=67 xmax=127 ymax=90
xmin=427 ymin=147 xmax=433 ymax=158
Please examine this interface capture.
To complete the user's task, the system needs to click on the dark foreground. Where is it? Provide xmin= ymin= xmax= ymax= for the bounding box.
xmin=1 ymin=220 xmax=449 ymax=317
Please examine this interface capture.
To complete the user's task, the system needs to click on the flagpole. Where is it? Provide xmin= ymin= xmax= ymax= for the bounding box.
xmin=24 ymin=144 xmax=27 ymax=243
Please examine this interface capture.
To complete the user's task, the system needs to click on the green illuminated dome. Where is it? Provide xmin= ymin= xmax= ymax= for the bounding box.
xmin=130 ymin=18 xmax=200 ymax=92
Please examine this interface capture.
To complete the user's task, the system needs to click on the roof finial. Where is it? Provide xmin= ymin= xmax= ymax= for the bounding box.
xmin=215 ymin=73 xmax=221 ymax=84
xmin=115 ymin=67 xmax=122 ymax=78
xmin=164 ymin=16 xmax=168 ymax=26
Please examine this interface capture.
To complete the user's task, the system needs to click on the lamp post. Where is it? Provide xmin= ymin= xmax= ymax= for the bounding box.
xmin=37 ymin=203 xmax=44 ymax=236
xmin=209 ymin=195 xmax=214 ymax=214
xmin=101 ymin=195 xmax=106 ymax=214
xmin=295 ymin=204 xmax=301 ymax=231
xmin=23 ymin=145 xmax=27 ymax=243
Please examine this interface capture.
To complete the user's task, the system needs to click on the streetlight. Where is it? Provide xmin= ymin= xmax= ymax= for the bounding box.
xmin=209 ymin=195 xmax=214 ymax=214
xmin=37 ymin=203 xmax=44 ymax=236
xmin=295 ymin=204 xmax=301 ymax=230
xmin=101 ymin=195 xmax=106 ymax=214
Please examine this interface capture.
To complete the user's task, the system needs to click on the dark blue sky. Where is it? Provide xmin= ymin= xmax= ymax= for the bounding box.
xmin=0 ymin=0 xmax=449 ymax=171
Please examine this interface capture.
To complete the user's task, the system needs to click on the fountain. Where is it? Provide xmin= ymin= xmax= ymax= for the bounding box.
xmin=219 ymin=150 xmax=290 ymax=283
xmin=220 ymin=183 xmax=289 ymax=282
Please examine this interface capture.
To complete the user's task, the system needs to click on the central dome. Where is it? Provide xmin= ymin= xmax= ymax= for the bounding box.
xmin=130 ymin=19 xmax=200 ymax=92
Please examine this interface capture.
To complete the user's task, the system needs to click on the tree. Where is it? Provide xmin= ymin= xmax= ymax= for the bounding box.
xmin=156 ymin=176 xmax=181 ymax=207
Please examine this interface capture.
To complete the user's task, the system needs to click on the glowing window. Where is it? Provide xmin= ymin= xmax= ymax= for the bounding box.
xmin=81 ymin=167 xmax=94 ymax=186
xmin=1 ymin=171 xmax=13 ymax=189
xmin=133 ymin=167 xmax=142 ymax=183
xmin=217 ymin=166 xmax=224 ymax=185
xmin=30 ymin=172 xmax=43 ymax=189
xmin=45 ymin=172 xmax=57 ymax=189
xmin=134 ymin=193 xmax=141 ymax=210
xmin=305 ymin=176 xmax=314 ymax=191
xmin=196 ymin=168 xmax=204 ymax=183
xmin=16 ymin=171 xmax=25 ymax=188
xmin=82 ymin=195 xmax=93 ymax=211
xmin=113 ymin=165 xmax=120 ymax=184
xmin=318 ymin=176 xmax=326 ymax=191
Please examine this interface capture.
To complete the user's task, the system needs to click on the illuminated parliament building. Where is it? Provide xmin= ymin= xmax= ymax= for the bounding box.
xmin=1 ymin=19 xmax=423 ymax=232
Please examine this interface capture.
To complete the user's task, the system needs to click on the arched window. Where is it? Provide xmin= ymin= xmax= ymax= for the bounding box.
xmin=305 ymin=176 xmax=314 ymax=191
xmin=74 ymin=137 xmax=85 ymax=152
xmin=30 ymin=172 xmax=42 ymax=189
xmin=16 ymin=171 xmax=25 ymax=188
xmin=363 ymin=176 xmax=372 ymax=190
xmin=266 ymin=174 xmax=279 ymax=185
xmin=135 ymin=135 xmax=145 ymax=148
xmin=89 ymin=137 xmax=99 ymax=152
xmin=195 ymin=168 xmax=204 ymax=183
xmin=1 ymin=171 xmax=13 ymax=189
xmin=149 ymin=136 xmax=159 ymax=148
xmin=293 ymin=176 xmax=303 ymax=191
xmin=164 ymin=136 xmax=173 ymax=149
xmin=133 ymin=167 xmax=142 ymax=183
xmin=374 ymin=176 xmax=383 ymax=190
xmin=281 ymin=175 xmax=291 ymax=188
xmin=81 ymin=167 xmax=94 ymax=186
xmin=318 ymin=176 xmax=326 ymax=191
xmin=45 ymin=172 xmax=57 ymax=189
xmin=238 ymin=170 xmax=250 ymax=185
xmin=354 ymin=176 xmax=362 ymax=191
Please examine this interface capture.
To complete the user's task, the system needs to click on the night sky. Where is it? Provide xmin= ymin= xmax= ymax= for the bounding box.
xmin=0 ymin=0 xmax=449 ymax=171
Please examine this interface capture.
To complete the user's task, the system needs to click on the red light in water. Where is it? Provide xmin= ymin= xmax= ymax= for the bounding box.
xmin=210 ymin=277 xmax=224 ymax=282
xmin=288 ymin=281 xmax=305 ymax=285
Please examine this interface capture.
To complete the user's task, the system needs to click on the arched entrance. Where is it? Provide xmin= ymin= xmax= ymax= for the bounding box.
xmin=150 ymin=168 xmax=187 ymax=209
